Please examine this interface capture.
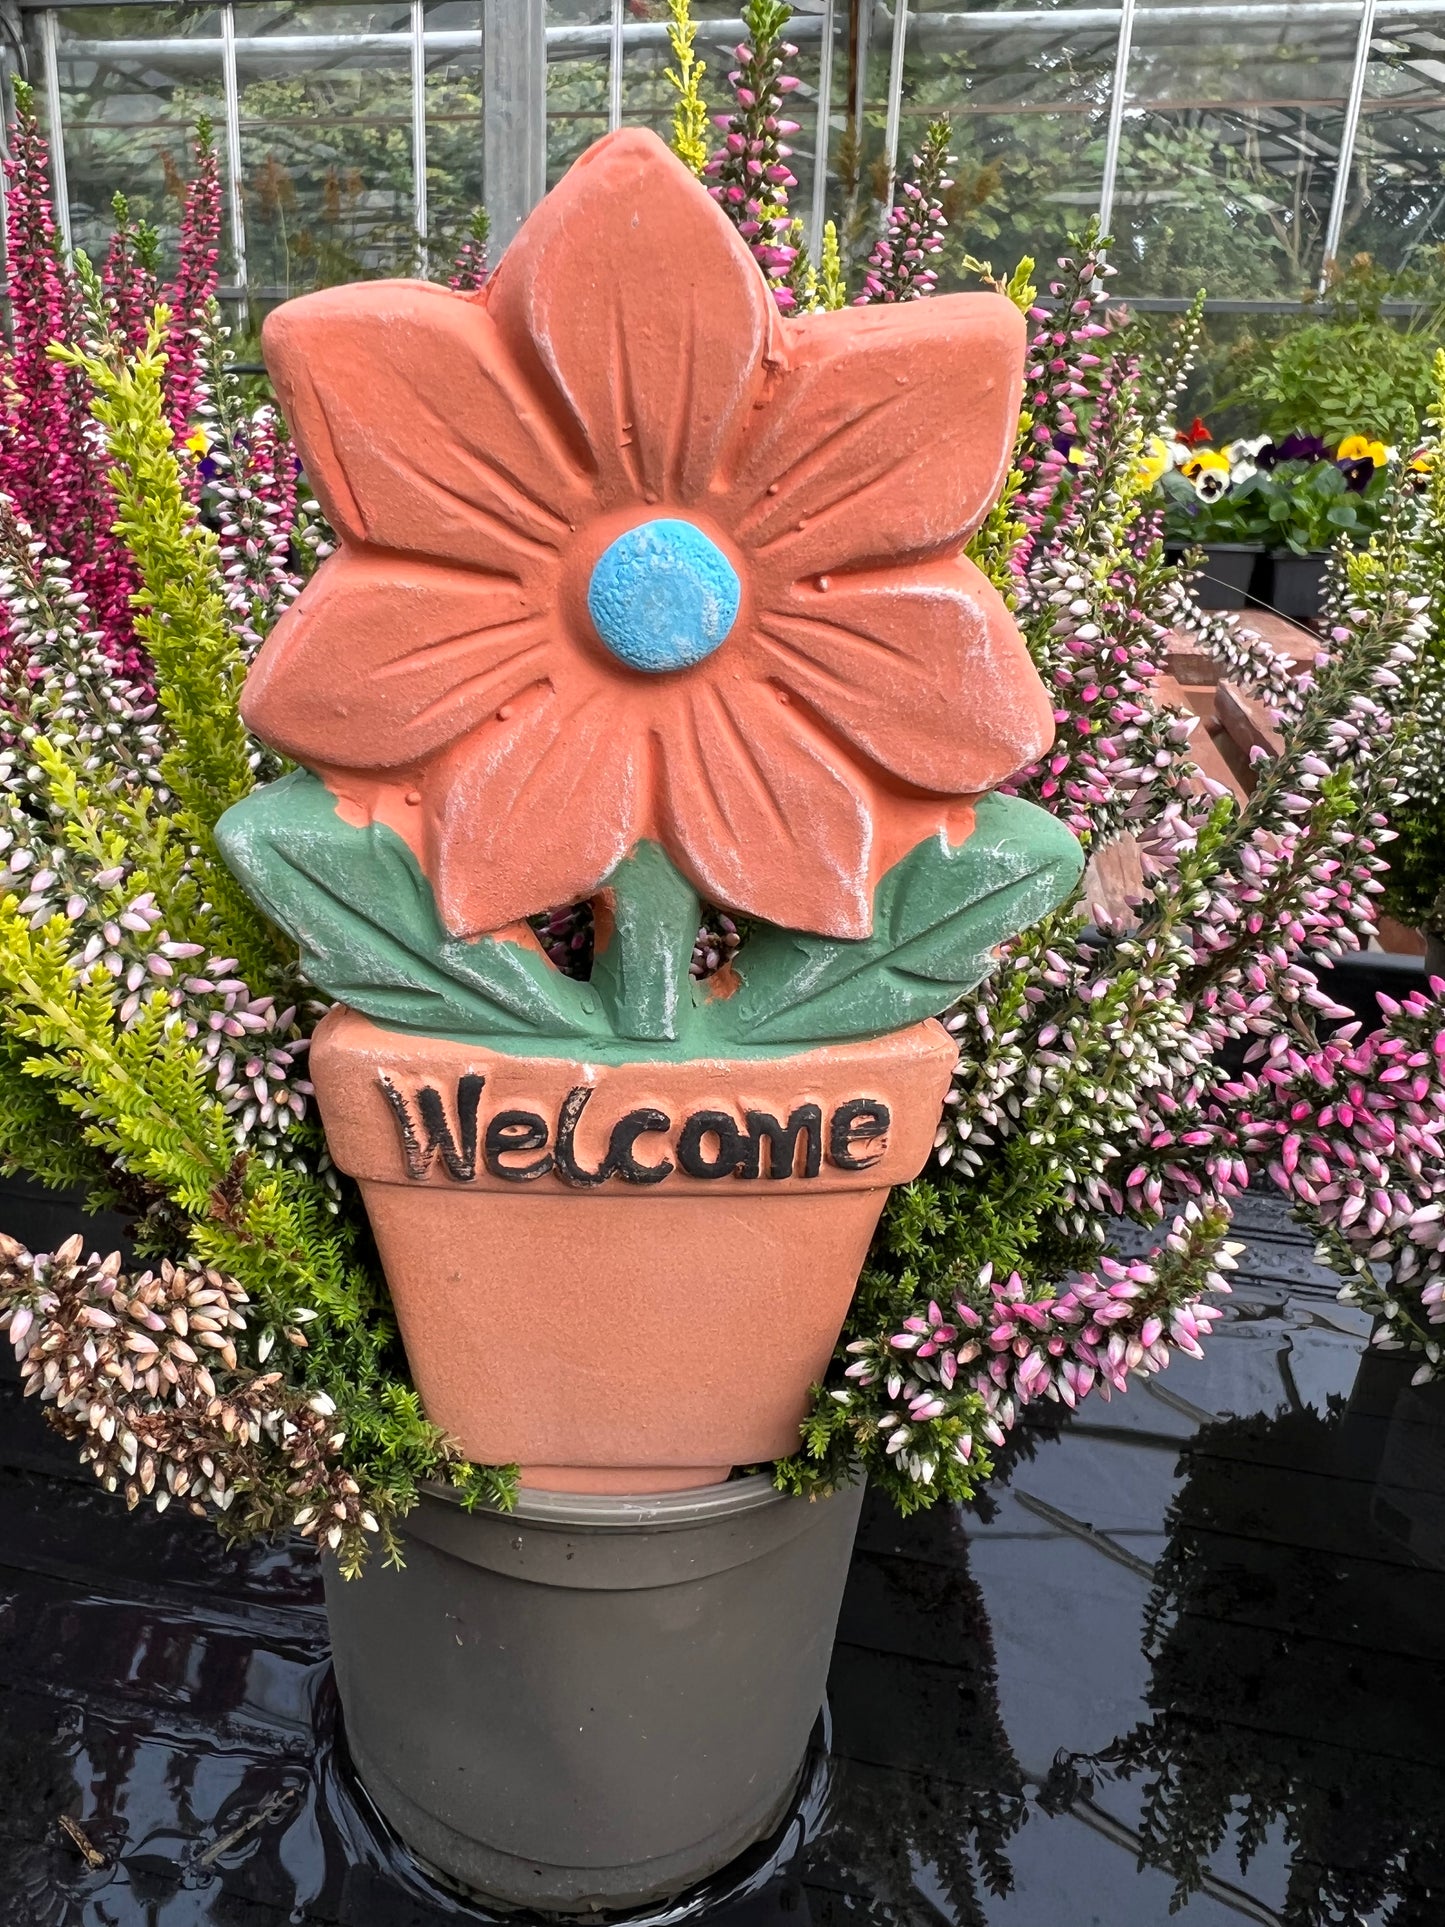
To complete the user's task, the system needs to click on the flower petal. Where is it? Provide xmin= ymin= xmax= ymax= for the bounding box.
xmin=659 ymin=682 xmax=875 ymax=938
xmin=424 ymin=689 xmax=640 ymax=935
xmin=486 ymin=127 xmax=776 ymax=512
xmin=241 ymin=552 xmax=554 ymax=770
xmin=263 ymin=279 xmax=592 ymax=572
xmin=729 ymin=296 xmax=1025 ymax=580
xmin=758 ymin=558 xmax=1053 ymax=792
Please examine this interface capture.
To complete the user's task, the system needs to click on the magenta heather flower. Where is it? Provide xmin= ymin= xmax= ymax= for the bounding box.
xmin=1224 ymin=977 xmax=1445 ymax=1366
xmin=0 ymin=83 xmax=104 ymax=663
xmin=0 ymin=93 xmax=221 ymax=683
xmin=799 ymin=228 xmax=1437 ymax=1509
xmin=704 ymin=0 xmax=801 ymax=310
xmin=102 ymin=194 xmax=159 ymax=358
xmin=839 ymin=1207 xmax=1239 ymax=1489
xmin=162 ymin=122 xmax=222 ymax=457
xmin=1012 ymin=238 xmax=1119 ymax=560
xmin=855 ymin=121 xmax=953 ymax=307
xmin=447 ymin=209 xmax=491 ymax=293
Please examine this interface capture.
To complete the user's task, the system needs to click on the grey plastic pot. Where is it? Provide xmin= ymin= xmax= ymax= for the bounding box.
xmin=324 ymin=1471 xmax=865 ymax=1913
xmin=1257 ymin=551 xmax=1327 ymax=623
xmin=1166 ymin=541 xmax=1260 ymax=611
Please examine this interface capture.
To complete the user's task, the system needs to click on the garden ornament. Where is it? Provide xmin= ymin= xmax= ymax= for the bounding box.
xmin=219 ymin=127 xmax=1082 ymax=1491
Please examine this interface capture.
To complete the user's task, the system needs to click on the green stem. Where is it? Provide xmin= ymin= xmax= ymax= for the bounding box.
xmin=588 ymin=840 xmax=702 ymax=1044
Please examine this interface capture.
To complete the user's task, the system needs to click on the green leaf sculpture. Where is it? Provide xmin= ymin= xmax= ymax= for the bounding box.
xmin=216 ymin=771 xmax=598 ymax=1041
xmin=708 ymin=794 xmax=1084 ymax=1047
xmin=218 ymin=775 xmax=1082 ymax=1057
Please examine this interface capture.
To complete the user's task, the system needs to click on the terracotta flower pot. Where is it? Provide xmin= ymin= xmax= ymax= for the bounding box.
xmin=310 ymin=1004 xmax=956 ymax=1490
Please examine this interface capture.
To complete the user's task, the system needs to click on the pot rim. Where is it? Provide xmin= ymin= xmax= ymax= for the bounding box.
xmin=420 ymin=1468 xmax=799 ymax=1530
xmin=1164 ymin=539 xmax=1263 ymax=555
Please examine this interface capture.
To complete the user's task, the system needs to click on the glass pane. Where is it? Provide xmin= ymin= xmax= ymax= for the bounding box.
xmin=896 ymin=1 xmax=1117 ymax=291
xmin=48 ymin=7 xmax=226 ymax=275
xmin=234 ymin=1 xmax=417 ymax=300
xmin=423 ymin=0 xmax=484 ymax=273
xmin=1114 ymin=0 xmax=1358 ymax=299
xmin=546 ymin=0 xmax=610 ymax=189
xmin=1342 ymin=12 xmax=1445 ymax=276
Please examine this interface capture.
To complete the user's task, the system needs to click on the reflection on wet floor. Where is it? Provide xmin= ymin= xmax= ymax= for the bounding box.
xmin=2 ymin=1186 xmax=1443 ymax=1926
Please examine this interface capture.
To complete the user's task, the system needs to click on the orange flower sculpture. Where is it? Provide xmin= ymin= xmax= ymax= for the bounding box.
xmin=242 ymin=128 xmax=1053 ymax=940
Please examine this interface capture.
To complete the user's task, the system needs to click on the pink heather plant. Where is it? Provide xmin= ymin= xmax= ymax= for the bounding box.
xmin=0 ymin=85 xmax=221 ymax=681
xmin=855 ymin=120 xmax=953 ymax=307
xmin=194 ymin=311 xmax=328 ymax=661
xmin=704 ymin=0 xmax=802 ymax=310
xmin=1226 ymin=976 xmax=1445 ymax=1367
xmin=161 ymin=122 xmax=222 ymax=456
xmin=447 ymin=208 xmax=491 ymax=293
xmin=0 ymin=273 xmax=439 ymax=1561
xmin=840 ymin=1207 xmax=1237 ymax=1488
xmin=777 ymin=219 xmax=1436 ymax=1505
xmin=102 ymin=194 xmax=160 ymax=359
xmin=0 ymin=83 xmax=101 ymax=663
xmin=681 ymin=30 xmax=1442 ymax=1498
xmin=1013 ymin=242 xmax=1114 ymax=553
xmin=0 ymin=500 xmax=314 ymax=1159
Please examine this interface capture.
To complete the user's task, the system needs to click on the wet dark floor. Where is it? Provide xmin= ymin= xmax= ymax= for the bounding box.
xmin=2 ymin=1178 xmax=1444 ymax=1927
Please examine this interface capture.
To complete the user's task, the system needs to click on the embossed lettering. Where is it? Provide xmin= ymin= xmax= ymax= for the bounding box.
xmin=554 ymin=1086 xmax=611 ymax=1188
xmin=737 ymin=1104 xmax=823 ymax=1180
xmin=605 ymin=1108 xmax=675 ymax=1185
xmin=379 ymin=1078 xmax=893 ymax=1186
xmin=380 ymin=1072 xmax=484 ymax=1180
xmin=828 ymin=1098 xmax=891 ymax=1170
xmin=484 ymin=1110 xmax=554 ymax=1182
xmin=677 ymin=1110 xmax=746 ymax=1179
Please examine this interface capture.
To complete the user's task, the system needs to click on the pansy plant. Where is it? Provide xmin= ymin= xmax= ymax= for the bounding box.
xmin=218 ymin=132 xmax=1081 ymax=1057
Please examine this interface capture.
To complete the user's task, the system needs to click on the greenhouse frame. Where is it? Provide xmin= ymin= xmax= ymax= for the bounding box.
xmin=1 ymin=0 xmax=1445 ymax=317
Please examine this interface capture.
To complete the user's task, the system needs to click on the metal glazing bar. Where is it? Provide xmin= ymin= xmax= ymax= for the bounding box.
xmin=882 ymin=0 xmax=907 ymax=204
xmin=809 ymin=0 xmax=836 ymax=260
xmin=608 ymin=0 xmax=623 ymax=132
xmin=1097 ymin=0 xmax=1138 ymax=235
xmin=483 ymin=0 xmax=546 ymax=250
xmin=1320 ymin=0 xmax=1377 ymax=281
xmin=852 ymin=0 xmax=870 ymax=137
xmin=38 ymin=8 xmax=68 ymax=251
xmin=220 ymin=4 xmax=247 ymax=296
xmin=42 ymin=9 xmax=1445 ymax=60
xmin=904 ymin=2 xmax=1417 ymax=26
xmin=410 ymin=0 xmax=427 ymax=272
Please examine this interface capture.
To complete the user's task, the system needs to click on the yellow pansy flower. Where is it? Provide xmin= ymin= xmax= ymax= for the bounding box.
xmin=184 ymin=426 xmax=211 ymax=457
xmin=1182 ymin=449 xmax=1230 ymax=477
xmin=1138 ymin=434 xmax=1170 ymax=488
xmin=1336 ymin=434 xmax=1388 ymax=467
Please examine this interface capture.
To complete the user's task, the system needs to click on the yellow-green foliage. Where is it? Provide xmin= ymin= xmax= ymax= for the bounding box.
xmin=665 ymin=0 xmax=710 ymax=176
xmin=961 ymin=254 xmax=1036 ymax=603
xmin=0 ymin=295 xmax=513 ymax=1546
xmin=54 ymin=309 xmax=287 ymax=990
xmin=817 ymin=222 xmax=848 ymax=311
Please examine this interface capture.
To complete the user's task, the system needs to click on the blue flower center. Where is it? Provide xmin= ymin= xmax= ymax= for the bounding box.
xmin=586 ymin=518 xmax=740 ymax=674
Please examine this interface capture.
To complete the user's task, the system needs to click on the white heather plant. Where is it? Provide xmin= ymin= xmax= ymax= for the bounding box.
xmin=652 ymin=4 xmax=1445 ymax=1507
xmin=768 ymin=220 xmax=1438 ymax=1507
